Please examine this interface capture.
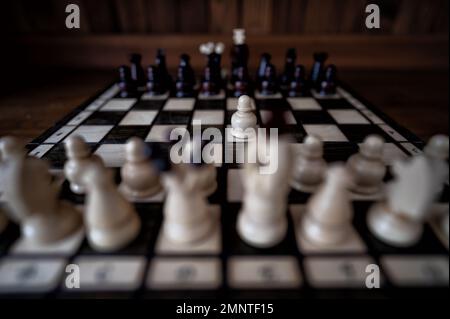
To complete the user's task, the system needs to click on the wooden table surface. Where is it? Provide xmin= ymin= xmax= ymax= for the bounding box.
xmin=0 ymin=69 xmax=448 ymax=143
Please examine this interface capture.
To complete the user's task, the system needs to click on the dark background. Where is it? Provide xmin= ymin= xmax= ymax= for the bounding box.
xmin=0 ymin=0 xmax=448 ymax=141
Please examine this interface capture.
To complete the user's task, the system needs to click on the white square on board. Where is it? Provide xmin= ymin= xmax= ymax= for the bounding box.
xmin=119 ymin=111 xmax=158 ymax=126
xmin=67 ymin=125 xmax=113 ymax=143
xmin=145 ymin=125 xmax=187 ymax=142
xmin=287 ymin=97 xmax=322 ymax=110
xmin=192 ymin=110 xmax=224 ymax=125
xmin=163 ymin=98 xmax=195 ymax=111
xmin=328 ymin=110 xmax=370 ymax=125
xmin=303 ymin=125 xmax=348 ymax=142
xmin=94 ymin=144 xmax=126 ymax=167
xmin=100 ymin=98 xmax=136 ymax=111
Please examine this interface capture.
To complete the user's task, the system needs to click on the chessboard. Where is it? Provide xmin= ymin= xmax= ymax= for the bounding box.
xmin=0 ymin=77 xmax=447 ymax=299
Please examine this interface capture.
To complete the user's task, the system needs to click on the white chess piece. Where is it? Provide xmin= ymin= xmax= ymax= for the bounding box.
xmin=83 ymin=161 xmax=141 ymax=252
xmin=347 ymin=135 xmax=386 ymax=194
xmin=0 ymin=136 xmax=82 ymax=244
xmin=231 ymin=95 xmax=257 ymax=139
xmin=233 ymin=28 xmax=246 ymax=45
xmin=215 ymin=42 xmax=225 ymax=55
xmin=290 ymin=135 xmax=327 ymax=192
xmin=119 ymin=137 xmax=162 ymax=199
xmin=301 ymin=165 xmax=353 ymax=246
xmin=237 ymin=135 xmax=293 ymax=248
xmin=162 ymin=164 xmax=215 ymax=244
xmin=367 ymin=135 xmax=449 ymax=247
xmin=64 ymin=135 xmax=102 ymax=194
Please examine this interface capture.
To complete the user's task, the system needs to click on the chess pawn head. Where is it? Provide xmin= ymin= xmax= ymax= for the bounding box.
xmin=424 ymin=134 xmax=449 ymax=160
xmin=231 ymin=95 xmax=257 ymax=139
xmin=233 ymin=29 xmax=246 ymax=45
xmin=347 ymin=134 xmax=386 ymax=194
xmin=120 ymin=137 xmax=161 ymax=198
xmin=65 ymin=135 xmax=90 ymax=159
xmin=292 ymin=135 xmax=326 ymax=192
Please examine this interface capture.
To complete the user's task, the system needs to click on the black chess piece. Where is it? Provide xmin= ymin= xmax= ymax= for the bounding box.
xmin=319 ymin=64 xmax=337 ymax=96
xmin=118 ymin=65 xmax=137 ymax=98
xmin=288 ymin=64 xmax=307 ymax=97
xmin=175 ymin=54 xmax=196 ymax=97
xmin=146 ymin=65 xmax=165 ymax=95
xmin=233 ymin=66 xmax=250 ymax=97
xmin=260 ymin=64 xmax=277 ymax=96
xmin=231 ymin=38 xmax=249 ymax=81
xmin=155 ymin=49 xmax=172 ymax=92
xmin=256 ymin=53 xmax=272 ymax=85
xmin=309 ymin=52 xmax=328 ymax=90
xmin=201 ymin=66 xmax=220 ymax=96
xmin=279 ymin=48 xmax=297 ymax=90
xmin=129 ymin=53 xmax=145 ymax=87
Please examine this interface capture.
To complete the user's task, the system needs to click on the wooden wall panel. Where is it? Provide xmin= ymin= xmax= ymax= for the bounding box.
xmin=209 ymin=0 xmax=239 ymax=33
xmin=178 ymin=0 xmax=209 ymax=33
xmin=242 ymin=0 xmax=273 ymax=34
xmin=114 ymin=0 xmax=147 ymax=33
xmin=146 ymin=0 xmax=177 ymax=33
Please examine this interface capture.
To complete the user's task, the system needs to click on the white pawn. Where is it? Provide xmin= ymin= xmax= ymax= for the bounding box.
xmin=83 ymin=161 xmax=141 ymax=252
xmin=301 ymin=165 xmax=353 ymax=246
xmin=64 ymin=135 xmax=102 ymax=194
xmin=162 ymin=164 xmax=215 ymax=244
xmin=119 ymin=137 xmax=162 ymax=199
xmin=290 ymin=135 xmax=326 ymax=192
xmin=0 ymin=136 xmax=82 ymax=244
xmin=347 ymin=135 xmax=386 ymax=194
xmin=367 ymin=135 xmax=449 ymax=247
xmin=231 ymin=95 xmax=257 ymax=139
xmin=237 ymin=135 xmax=293 ymax=248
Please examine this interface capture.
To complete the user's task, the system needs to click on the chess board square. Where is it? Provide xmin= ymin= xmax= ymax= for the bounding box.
xmin=287 ymin=97 xmax=322 ymax=110
xmin=132 ymin=100 xmax=165 ymax=110
xmin=260 ymin=110 xmax=297 ymax=125
xmin=119 ymin=111 xmax=158 ymax=126
xmin=0 ymin=258 xmax=67 ymax=294
xmin=255 ymin=91 xmax=283 ymax=99
xmin=67 ymin=111 xmax=93 ymax=126
xmin=147 ymin=257 xmax=222 ymax=290
xmin=256 ymin=98 xmax=288 ymax=110
xmin=163 ymin=98 xmax=195 ymax=111
xmin=195 ymin=99 xmax=225 ymax=110
xmin=226 ymin=97 xmax=256 ymax=111
xmin=83 ymin=111 xmax=127 ymax=125
xmin=102 ymin=126 xmax=149 ymax=144
xmin=141 ymin=92 xmax=169 ymax=100
xmin=303 ymin=125 xmax=348 ymax=142
xmin=28 ymin=144 xmax=54 ymax=158
xmin=154 ymin=111 xmax=191 ymax=124
xmin=44 ymin=126 xmax=76 ymax=144
xmin=339 ymin=124 xmax=392 ymax=143
xmin=145 ymin=125 xmax=187 ymax=142
xmin=192 ymin=110 xmax=224 ymax=125
xmin=94 ymin=144 xmax=126 ymax=167
xmin=100 ymin=98 xmax=136 ymax=111
xmin=323 ymin=142 xmax=359 ymax=162
xmin=67 ymin=256 xmax=146 ymax=292
xmin=318 ymin=99 xmax=353 ymax=109
xmin=328 ymin=110 xmax=370 ymax=124
xmin=67 ymin=125 xmax=113 ymax=143
xmin=293 ymin=110 xmax=335 ymax=124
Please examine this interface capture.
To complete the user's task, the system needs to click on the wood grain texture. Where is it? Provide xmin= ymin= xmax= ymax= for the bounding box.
xmin=209 ymin=0 xmax=239 ymax=33
xmin=242 ymin=0 xmax=273 ymax=34
xmin=146 ymin=0 xmax=177 ymax=33
xmin=178 ymin=0 xmax=209 ymax=33
xmin=8 ymin=34 xmax=448 ymax=71
xmin=114 ymin=0 xmax=147 ymax=33
xmin=0 ymin=70 xmax=447 ymax=142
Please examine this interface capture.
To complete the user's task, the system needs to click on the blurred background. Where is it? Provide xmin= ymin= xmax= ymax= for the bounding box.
xmin=0 ymin=0 xmax=448 ymax=140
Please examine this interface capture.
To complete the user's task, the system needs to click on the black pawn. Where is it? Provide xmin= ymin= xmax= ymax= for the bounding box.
xmin=288 ymin=65 xmax=307 ymax=97
xmin=155 ymin=49 xmax=172 ymax=92
xmin=233 ymin=66 xmax=250 ymax=97
xmin=256 ymin=53 xmax=272 ymax=84
xmin=201 ymin=66 xmax=220 ymax=96
xmin=118 ymin=65 xmax=136 ymax=98
xmin=280 ymin=48 xmax=297 ymax=90
xmin=146 ymin=65 xmax=165 ymax=95
xmin=319 ymin=64 xmax=337 ymax=96
xmin=175 ymin=54 xmax=196 ymax=97
xmin=129 ymin=53 xmax=145 ymax=87
xmin=260 ymin=64 xmax=277 ymax=96
xmin=309 ymin=52 xmax=328 ymax=90
xmin=231 ymin=41 xmax=249 ymax=81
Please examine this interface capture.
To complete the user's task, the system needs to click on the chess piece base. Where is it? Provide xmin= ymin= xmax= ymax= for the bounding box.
xmin=301 ymin=213 xmax=350 ymax=247
xmin=237 ymin=211 xmax=287 ymax=248
xmin=367 ymin=202 xmax=423 ymax=247
xmin=163 ymin=211 xmax=216 ymax=245
xmin=87 ymin=213 xmax=141 ymax=252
